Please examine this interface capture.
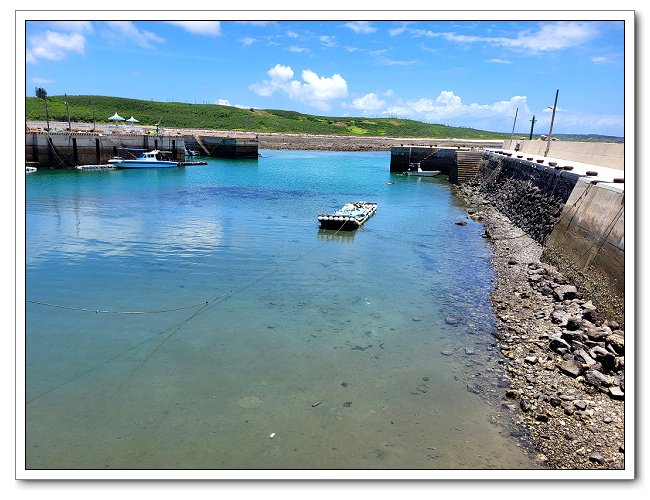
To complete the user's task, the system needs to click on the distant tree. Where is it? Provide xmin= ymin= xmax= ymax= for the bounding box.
xmin=35 ymin=87 xmax=50 ymax=131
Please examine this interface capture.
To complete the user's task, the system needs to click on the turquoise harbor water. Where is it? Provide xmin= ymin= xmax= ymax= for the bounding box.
xmin=25 ymin=150 xmax=537 ymax=471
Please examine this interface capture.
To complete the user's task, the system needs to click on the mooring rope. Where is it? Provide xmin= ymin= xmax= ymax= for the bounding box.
xmin=27 ymin=220 xmax=350 ymax=316
xmin=26 ymin=219 xmax=352 ymax=403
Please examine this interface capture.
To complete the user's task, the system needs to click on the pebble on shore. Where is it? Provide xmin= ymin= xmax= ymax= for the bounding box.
xmin=455 ymin=182 xmax=625 ymax=470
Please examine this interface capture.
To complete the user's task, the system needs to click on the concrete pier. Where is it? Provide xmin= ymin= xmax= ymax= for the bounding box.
xmin=25 ymin=130 xmax=259 ymax=168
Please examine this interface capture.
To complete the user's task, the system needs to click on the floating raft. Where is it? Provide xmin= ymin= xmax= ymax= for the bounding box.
xmin=317 ymin=201 xmax=377 ymax=231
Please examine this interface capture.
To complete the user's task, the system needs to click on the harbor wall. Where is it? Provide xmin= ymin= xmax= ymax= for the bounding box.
xmin=25 ymin=131 xmax=259 ymax=168
xmin=25 ymin=132 xmax=186 ymax=168
xmin=467 ymin=152 xmax=580 ymax=244
xmin=542 ymin=180 xmax=625 ymax=324
xmin=503 ymin=139 xmax=624 ymax=170
xmin=183 ymin=136 xmax=259 ymax=159
xmin=466 ymin=152 xmax=625 ymax=325
xmin=390 ymin=146 xmax=461 ymax=173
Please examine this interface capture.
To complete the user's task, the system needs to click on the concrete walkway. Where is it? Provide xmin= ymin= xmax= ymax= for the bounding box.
xmin=486 ymin=148 xmax=625 ymax=192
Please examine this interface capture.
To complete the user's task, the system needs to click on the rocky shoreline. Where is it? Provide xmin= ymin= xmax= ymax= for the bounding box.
xmin=455 ymin=183 xmax=625 ymax=470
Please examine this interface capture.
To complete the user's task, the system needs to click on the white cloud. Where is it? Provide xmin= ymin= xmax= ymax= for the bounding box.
xmin=31 ymin=77 xmax=55 ymax=84
xmin=384 ymin=59 xmax=417 ymax=66
xmin=591 ymin=55 xmax=614 ymax=64
xmin=49 ymin=21 xmax=93 ymax=33
xmin=351 ymin=93 xmax=387 ymax=112
xmin=287 ymin=31 xmax=300 ymax=39
xmin=487 ymin=58 xmax=512 ymax=64
xmin=216 ymin=99 xmax=249 ymax=109
xmin=269 ymin=64 xmax=295 ymax=81
xmin=384 ymin=89 xmax=394 ymax=97
xmin=250 ymin=64 xmax=348 ymax=111
xmin=320 ymin=35 xmax=336 ymax=47
xmin=27 ymin=30 xmax=86 ymax=63
xmin=166 ymin=21 xmax=220 ymax=36
xmin=236 ymin=21 xmax=274 ymax=26
xmin=343 ymin=21 xmax=377 ymax=34
xmin=241 ymin=37 xmax=257 ymax=46
xmin=383 ymin=91 xmax=530 ymax=129
xmin=543 ymin=106 xmax=565 ymax=113
xmin=288 ymin=46 xmax=309 ymax=53
xmin=409 ymin=21 xmax=599 ymax=54
xmin=104 ymin=21 xmax=164 ymax=49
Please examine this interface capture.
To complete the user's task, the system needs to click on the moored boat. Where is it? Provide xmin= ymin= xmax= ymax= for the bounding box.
xmin=406 ymin=162 xmax=440 ymax=177
xmin=26 ymin=166 xmax=37 ymax=174
xmin=113 ymin=150 xmax=179 ymax=169
xmin=317 ymin=201 xmax=377 ymax=231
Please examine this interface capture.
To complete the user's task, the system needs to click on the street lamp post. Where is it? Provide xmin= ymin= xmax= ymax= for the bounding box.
xmin=544 ymin=89 xmax=559 ymax=157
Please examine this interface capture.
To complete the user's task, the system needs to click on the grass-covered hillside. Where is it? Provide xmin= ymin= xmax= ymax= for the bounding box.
xmin=25 ymin=95 xmax=511 ymax=139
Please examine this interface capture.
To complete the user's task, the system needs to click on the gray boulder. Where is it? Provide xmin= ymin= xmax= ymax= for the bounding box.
xmin=554 ymin=285 xmax=578 ymax=301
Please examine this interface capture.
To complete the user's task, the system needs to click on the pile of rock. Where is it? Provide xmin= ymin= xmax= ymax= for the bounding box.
xmin=526 ymin=262 xmax=625 ymax=400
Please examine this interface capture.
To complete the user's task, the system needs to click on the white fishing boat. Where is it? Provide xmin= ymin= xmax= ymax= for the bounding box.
xmin=317 ymin=201 xmax=377 ymax=231
xmin=26 ymin=166 xmax=37 ymax=174
xmin=406 ymin=163 xmax=440 ymax=177
xmin=112 ymin=150 xmax=179 ymax=169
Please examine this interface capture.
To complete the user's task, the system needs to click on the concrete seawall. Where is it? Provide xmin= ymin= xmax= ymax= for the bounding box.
xmin=467 ymin=151 xmax=625 ymax=326
xmin=542 ymin=180 xmax=625 ymax=324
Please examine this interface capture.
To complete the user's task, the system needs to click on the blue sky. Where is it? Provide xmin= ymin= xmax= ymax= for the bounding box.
xmin=23 ymin=15 xmax=628 ymax=136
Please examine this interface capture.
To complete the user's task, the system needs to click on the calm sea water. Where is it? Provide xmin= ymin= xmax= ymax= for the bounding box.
xmin=25 ymin=150 xmax=537 ymax=471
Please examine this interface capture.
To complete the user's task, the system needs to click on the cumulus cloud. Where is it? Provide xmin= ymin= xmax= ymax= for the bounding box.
xmin=166 ymin=21 xmax=221 ymax=36
xmin=104 ymin=21 xmax=164 ymax=49
xmin=240 ymin=37 xmax=257 ymax=46
xmin=250 ymin=64 xmax=348 ymax=110
xmin=351 ymin=93 xmax=387 ymax=112
xmin=383 ymin=91 xmax=530 ymax=130
xmin=27 ymin=30 xmax=86 ymax=63
xmin=343 ymin=21 xmax=377 ymax=34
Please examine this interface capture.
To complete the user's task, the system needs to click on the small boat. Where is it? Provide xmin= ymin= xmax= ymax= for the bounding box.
xmin=317 ymin=201 xmax=377 ymax=231
xmin=406 ymin=162 xmax=440 ymax=177
xmin=112 ymin=150 xmax=179 ymax=169
xmin=26 ymin=166 xmax=37 ymax=174
xmin=184 ymin=148 xmax=200 ymax=157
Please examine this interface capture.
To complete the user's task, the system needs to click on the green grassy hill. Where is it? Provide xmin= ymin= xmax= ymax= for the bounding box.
xmin=25 ymin=95 xmax=510 ymax=139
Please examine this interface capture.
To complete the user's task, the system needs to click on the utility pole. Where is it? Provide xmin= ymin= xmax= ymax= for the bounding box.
xmin=65 ymin=93 xmax=71 ymax=131
xmin=544 ymin=89 xmax=559 ymax=157
xmin=510 ymin=107 xmax=518 ymax=144
xmin=529 ymin=115 xmax=537 ymax=140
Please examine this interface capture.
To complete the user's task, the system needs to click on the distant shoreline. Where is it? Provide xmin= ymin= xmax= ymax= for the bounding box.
xmin=26 ymin=121 xmax=504 ymax=152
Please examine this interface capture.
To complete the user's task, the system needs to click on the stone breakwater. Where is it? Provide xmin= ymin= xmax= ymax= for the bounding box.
xmin=455 ymin=178 xmax=625 ymax=469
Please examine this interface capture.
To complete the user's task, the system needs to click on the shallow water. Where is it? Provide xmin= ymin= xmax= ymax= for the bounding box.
xmin=25 ymin=150 xmax=538 ymax=470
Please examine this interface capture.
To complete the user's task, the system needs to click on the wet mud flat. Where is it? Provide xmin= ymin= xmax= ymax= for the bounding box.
xmin=455 ymin=184 xmax=626 ymax=470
